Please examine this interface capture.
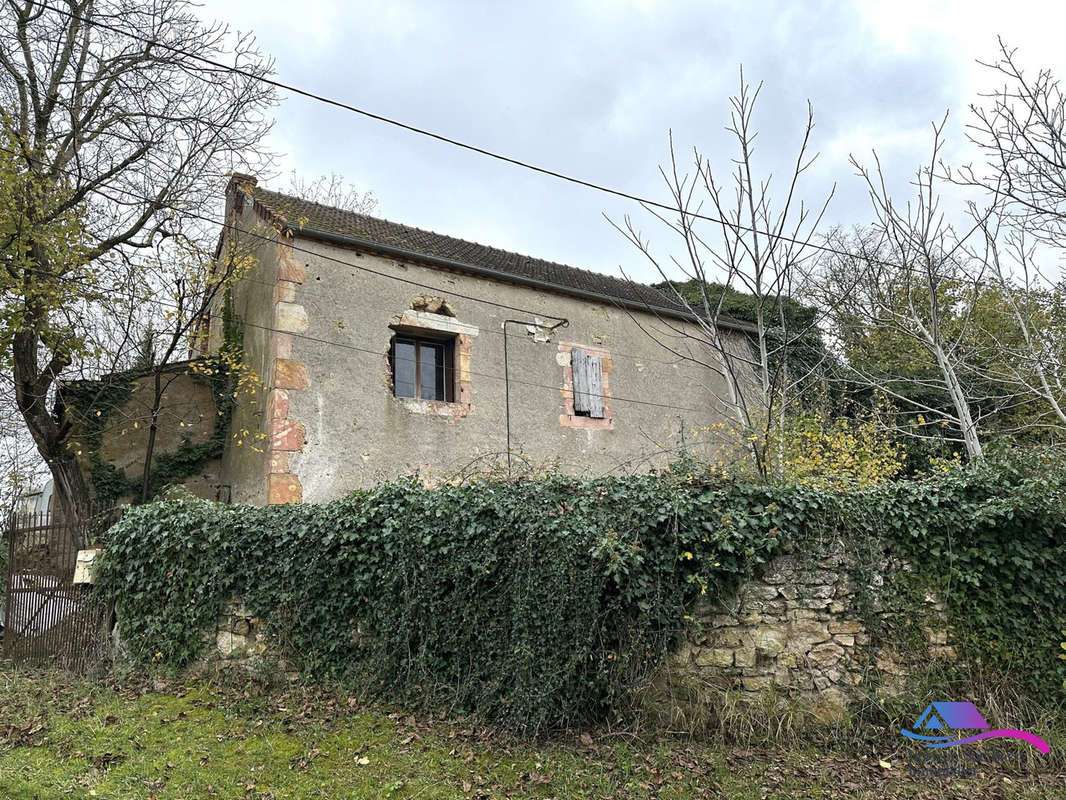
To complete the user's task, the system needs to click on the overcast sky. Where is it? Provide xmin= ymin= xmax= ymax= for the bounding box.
xmin=204 ymin=0 xmax=1066 ymax=285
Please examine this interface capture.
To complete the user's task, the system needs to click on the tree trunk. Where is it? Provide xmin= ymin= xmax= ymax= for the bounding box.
xmin=139 ymin=372 xmax=164 ymax=505
xmin=11 ymin=330 xmax=93 ymax=522
xmin=933 ymin=344 xmax=984 ymax=461
xmin=48 ymin=450 xmax=94 ymax=524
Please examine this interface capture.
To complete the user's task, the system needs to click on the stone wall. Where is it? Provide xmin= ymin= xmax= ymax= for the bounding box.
xmin=72 ymin=362 xmax=222 ymax=503
xmin=213 ymin=599 xmax=264 ymax=663
xmin=668 ymin=539 xmax=952 ymax=719
xmin=202 ymin=599 xmax=297 ymax=682
xmin=200 ymin=545 xmax=951 ymax=719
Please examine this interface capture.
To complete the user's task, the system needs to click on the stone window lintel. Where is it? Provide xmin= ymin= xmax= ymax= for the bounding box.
xmin=389 ymin=310 xmax=479 ymax=338
xmin=387 ymin=310 xmax=476 ymax=416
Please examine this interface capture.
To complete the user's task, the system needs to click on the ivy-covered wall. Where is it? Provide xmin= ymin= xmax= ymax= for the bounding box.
xmin=64 ymin=361 xmax=227 ymax=506
xmin=100 ymin=455 xmax=1066 ymax=732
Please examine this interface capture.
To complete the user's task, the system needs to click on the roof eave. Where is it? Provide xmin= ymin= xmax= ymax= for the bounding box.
xmin=289 ymin=224 xmax=756 ymax=334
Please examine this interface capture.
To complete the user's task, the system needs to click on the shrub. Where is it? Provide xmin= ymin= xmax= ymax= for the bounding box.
xmin=100 ymin=474 xmax=818 ymax=731
xmin=100 ymin=457 xmax=1066 ymax=731
xmin=777 ymin=410 xmax=906 ymax=489
xmin=859 ymin=451 xmax=1066 ymax=701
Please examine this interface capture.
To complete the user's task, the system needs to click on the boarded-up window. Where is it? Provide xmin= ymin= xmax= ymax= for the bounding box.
xmin=571 ymin=348 xmax=605 ymax=418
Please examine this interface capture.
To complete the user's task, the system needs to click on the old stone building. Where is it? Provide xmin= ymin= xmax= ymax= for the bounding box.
xmin=208 ymin=175 xmax=757 ymax=504
xmin=81 ymin=175 xmax=758 ymax=506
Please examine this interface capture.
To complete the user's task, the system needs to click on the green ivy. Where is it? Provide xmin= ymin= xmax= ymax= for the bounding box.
xmin=64 ymin=293 xmax=244 ymax=505
xmin=101 ymin=474 xmax=818 ymax=731
xmin=852 ymin=451 xmax=1066 ymax=700
xmin=65 ymin=366 xmax=230 ymax=506
xmin=63 ymin=378 xmax=135 ymax=457
xmin=99 ymin=458 xmax=1066 ymax=732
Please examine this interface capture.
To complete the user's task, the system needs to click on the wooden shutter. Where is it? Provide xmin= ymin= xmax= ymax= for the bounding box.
xmin=572 ymin=348 xmax=605 ymax=418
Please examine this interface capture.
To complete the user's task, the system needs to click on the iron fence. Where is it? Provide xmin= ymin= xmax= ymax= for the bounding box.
xmin=2 ymin=507 xmax=121 ymax=672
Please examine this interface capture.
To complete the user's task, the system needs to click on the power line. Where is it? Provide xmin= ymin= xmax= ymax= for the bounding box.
xmin=24 ymin=0 xmax=989 ymax=274
xmin=0 ymin=142 xmax=726 ymax=373
xmin=2 ymin=131 xmax=996 ymax=398
xmin=1 ymin=1 xmax=1010 ymax=413
xmin=0 ymin=153 xmax=992 ymax=416
xmin=0 ymin=154 xmax=711 ymax=416
xmin=110 ymin=289 xmax=711 ymax=415
xmin=0 ymin=147 xmax=567 ymax=323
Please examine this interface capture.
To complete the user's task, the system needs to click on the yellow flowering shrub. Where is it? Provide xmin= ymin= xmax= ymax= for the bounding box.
xmin=686 ymin=409 xmax=905 ymax=490
xmin=775 ymin=410 xmax=906 ymax=490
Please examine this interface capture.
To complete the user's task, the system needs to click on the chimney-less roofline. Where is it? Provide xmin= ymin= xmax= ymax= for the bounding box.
xmin=291 ymin=224 xmax=757 ymax=334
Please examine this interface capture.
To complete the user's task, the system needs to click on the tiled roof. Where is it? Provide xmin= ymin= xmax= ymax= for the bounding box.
xmin=250 ymin=186 xmax=749 ymax=328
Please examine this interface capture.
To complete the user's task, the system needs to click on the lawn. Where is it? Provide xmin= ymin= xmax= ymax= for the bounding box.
xmin=0 ymin=666 xmax=1060 ymax=799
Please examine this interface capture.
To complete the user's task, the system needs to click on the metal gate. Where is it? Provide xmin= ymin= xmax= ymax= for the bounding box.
xmin=2 ymin=508 xmax=119 ymax=672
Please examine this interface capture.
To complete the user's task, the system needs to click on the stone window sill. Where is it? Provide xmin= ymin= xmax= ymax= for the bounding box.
xmin=396 ymin=397 xmax=473 ymax=417
xmin=558 ymin=413 xmax=614 ymax=430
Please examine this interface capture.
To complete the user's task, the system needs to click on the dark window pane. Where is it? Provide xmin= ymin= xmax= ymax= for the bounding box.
xmin=420 ymin=342 xmax=445 ymax=401
xmin=394 ymin=340 xmax=416 ymax=398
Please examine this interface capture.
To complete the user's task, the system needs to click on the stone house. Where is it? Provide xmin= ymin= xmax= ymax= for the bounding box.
xmin=82 ymin=175 xmax=758 ymax=506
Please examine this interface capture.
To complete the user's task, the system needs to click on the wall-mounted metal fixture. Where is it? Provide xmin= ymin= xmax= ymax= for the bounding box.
xmin=502 ymin=317 xmax=568 ymax=477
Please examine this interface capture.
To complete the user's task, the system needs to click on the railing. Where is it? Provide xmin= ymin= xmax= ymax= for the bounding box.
xmin=2 ymin=506 xmax=121 ymax=672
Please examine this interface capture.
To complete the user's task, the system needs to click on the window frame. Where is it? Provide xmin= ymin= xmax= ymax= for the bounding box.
xmin=390 ymin=333 xmax=456 ymax=403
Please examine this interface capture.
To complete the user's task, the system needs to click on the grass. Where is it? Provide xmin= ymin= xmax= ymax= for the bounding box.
xmin=0 ymin=666 xmax=1062 ymax=799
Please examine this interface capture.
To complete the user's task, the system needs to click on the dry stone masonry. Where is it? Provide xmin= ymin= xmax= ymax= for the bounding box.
xmin=670 ymin=538 xmax=953 ymax=718
xmin=197 ymin=542 xmax=952 ymax=719
xmin=198 ymin=599 xmax=298 ymax=682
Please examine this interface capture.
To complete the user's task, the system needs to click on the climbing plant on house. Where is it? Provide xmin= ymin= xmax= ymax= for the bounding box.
xmin=63 ymin=290 xmax=261 ymax=506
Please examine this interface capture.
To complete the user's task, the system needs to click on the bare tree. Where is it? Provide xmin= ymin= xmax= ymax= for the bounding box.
xmin=959 ymin=38 xmax=1066 ymax=244
xmin=947 ymin=40 xmax=1066 ymax=438
xmin=0 ymin=0 xmax=276 ymax=518
xmin=824 ymin=120 xmax=995 ymax=461
xmin=968 ymin=217 xmax=1066 ymax=433
xmin=130 ymin=232 xmax=264 ymax=504
xmin=610 ymin=70 xmax=834 ymax=476
xmin=286 ymin=171 xmax=377 ymax=215
xmin=0 ymin=386 xmax=49 ymax=516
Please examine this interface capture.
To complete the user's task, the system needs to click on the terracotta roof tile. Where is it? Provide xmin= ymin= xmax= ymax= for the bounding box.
xmin=250 ymin=187 xmax=721 ymax=322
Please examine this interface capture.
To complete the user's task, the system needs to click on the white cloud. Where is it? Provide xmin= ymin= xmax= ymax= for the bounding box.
xmin=194 ymin=0 xmax=1066 ymax=281
xmin=857 ymin=0 xmax=1066 ymax=96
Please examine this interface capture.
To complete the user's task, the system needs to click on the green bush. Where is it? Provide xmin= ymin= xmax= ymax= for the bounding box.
xmin=858 ymin=451 xmax=1066 ymax=700
xmin=100 ymin=458 xmax=1066 ymax=731
xmin=100 ymin=475 xmax=819 ymax=731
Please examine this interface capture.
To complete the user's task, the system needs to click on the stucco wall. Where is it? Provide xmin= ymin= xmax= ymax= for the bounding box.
xmin=208 ymin=186 xmax=285 ymax=505
xmin=235 ymin=229 xmax=755 ymax=503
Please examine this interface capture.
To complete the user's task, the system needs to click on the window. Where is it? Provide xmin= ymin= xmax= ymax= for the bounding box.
xmin=571 ymin=348 xmax=605 ymax=419
xmin=559 ymin=343 xmax=612 ymax=429
xmin=391 ymin=335 xmax=455 ymax=402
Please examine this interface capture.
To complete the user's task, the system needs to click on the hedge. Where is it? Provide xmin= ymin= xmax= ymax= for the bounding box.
xmin=100 ymin=455 xmax=1066 ymax=731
